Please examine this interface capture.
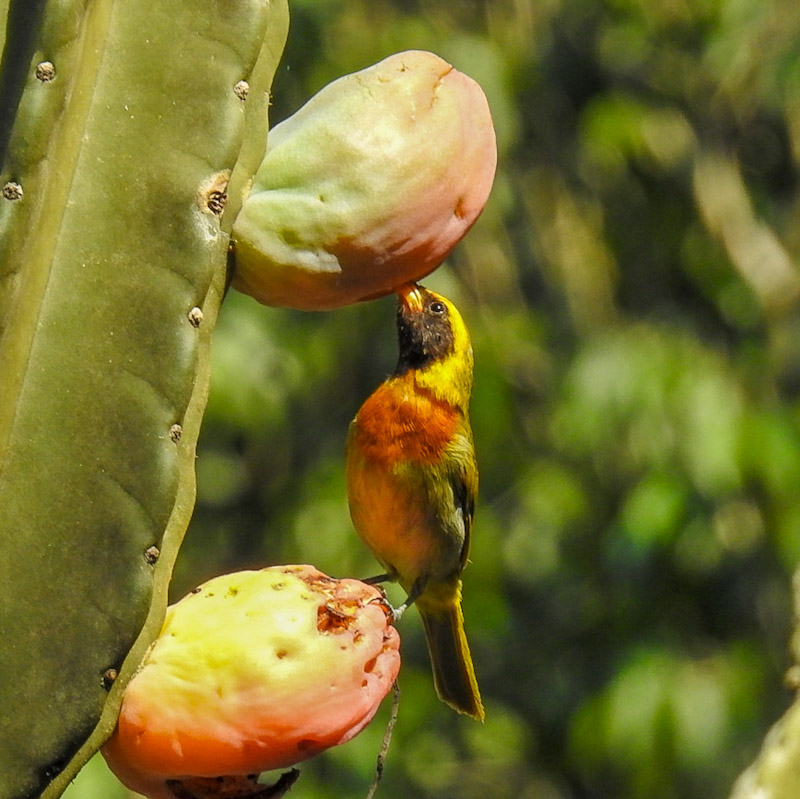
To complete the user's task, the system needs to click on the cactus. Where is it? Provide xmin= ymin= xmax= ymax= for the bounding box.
xmin=0 ymin=2 xmax=289 ymax=798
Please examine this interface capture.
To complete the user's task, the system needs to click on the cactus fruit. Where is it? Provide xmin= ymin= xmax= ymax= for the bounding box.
xmin=0 ymin=2 xmax=289 ymax=797
xmin=101 ymin=565 xmax=401 ymax=799
xmin=231 ymin=50 xmax=497 ymax=310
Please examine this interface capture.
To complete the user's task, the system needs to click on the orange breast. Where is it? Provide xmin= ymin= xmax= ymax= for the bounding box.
xmin=353 ymin=378 xmax=459 ymax=468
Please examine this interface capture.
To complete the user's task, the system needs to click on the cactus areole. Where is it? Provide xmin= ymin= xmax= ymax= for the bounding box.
xmin=231 ymin=49 xmax=497 ymax=310
xmin=102 ymin=565 xmax=401 ymax=799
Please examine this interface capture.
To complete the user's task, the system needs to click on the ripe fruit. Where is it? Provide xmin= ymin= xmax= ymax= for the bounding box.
xmin=232 ymin=50 xmax=496 ymax=310
xmin=103 ymin=565 xmax=400 ymax=798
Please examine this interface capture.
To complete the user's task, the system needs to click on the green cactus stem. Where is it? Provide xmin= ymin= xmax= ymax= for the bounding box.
xmin=0 ymin=2 xmax=288 ymax=798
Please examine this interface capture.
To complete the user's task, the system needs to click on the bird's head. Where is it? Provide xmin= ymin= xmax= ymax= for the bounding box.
xmin=394 ymin=283 xmax=473 ymax=407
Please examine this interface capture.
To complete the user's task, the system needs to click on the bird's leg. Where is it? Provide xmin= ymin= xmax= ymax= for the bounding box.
xmin=362 ymin=573 xmax=395 ymax=586
xmin=391 ymin=577 xmax=426 ymax=623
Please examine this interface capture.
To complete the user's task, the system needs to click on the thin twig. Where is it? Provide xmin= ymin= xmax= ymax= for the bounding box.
xmin=365 ymin=682 xmax=401 ymax=799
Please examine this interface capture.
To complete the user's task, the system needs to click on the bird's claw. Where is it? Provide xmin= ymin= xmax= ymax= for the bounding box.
xmin=368 ymin=594 xmax=406 ymax=625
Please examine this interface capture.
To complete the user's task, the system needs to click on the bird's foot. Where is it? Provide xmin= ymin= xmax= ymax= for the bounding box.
xmin=391 ymin=602 xmax=408 ymax=624
xmin=367 ymin=593 xmax=406 ymax=625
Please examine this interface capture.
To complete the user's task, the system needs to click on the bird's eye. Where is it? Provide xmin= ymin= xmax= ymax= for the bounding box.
xmin=429 ymin=300 xmax=446 ymax=315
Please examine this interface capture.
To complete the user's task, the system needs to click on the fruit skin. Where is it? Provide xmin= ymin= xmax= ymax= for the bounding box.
xmin=102 ymin=565 xmax=401 ymax=799
xmin=232 ymin=50 xmax=497 ymax=310
xmin=346 ymin=284 xmax=484 ymax=720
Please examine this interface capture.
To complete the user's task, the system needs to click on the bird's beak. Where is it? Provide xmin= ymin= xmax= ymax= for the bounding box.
xmin=397 ymin=283 xmax=424 ymax=313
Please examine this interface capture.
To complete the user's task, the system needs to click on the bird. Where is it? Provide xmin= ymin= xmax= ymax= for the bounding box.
xmin=345 ymin=282 xmax=483 ymax=720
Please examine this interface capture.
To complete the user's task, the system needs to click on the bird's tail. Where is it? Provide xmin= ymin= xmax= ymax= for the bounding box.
xmin=417 ymin=580 xmax=484 ymax=721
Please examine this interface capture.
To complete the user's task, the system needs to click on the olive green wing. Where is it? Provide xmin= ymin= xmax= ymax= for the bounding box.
xmin=447 ymin=425 xmax=478 ymax=571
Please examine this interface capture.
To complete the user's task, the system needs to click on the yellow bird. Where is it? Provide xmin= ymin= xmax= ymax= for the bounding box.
xmin=346 ymin=282 xmax=483 ymax=720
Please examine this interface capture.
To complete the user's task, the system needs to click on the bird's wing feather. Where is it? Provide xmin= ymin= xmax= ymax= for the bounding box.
xmin=446 ymin=428 xmax=477 ymax=571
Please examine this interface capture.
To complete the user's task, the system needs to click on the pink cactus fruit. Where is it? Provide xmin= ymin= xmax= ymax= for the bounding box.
xmin=231 ymin=49 xmax=497 ymax=310
xmin=102 ymin=565 xmax=400 ymax=799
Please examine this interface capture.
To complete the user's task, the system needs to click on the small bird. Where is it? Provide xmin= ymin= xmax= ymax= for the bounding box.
xmin=346 ymin=282 xmax=483 ymax=720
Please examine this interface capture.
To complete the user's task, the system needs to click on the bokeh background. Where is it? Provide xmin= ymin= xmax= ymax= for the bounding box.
xmin=66 ymin=0 xmax=800 ymax=797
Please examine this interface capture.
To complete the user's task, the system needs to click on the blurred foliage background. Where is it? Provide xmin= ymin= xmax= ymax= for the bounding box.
xmin=66 ymin=0 xmax=800 ymax=797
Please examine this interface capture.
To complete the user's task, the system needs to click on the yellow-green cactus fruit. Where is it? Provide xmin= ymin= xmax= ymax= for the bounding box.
xmin=102 ymin=565 xmax=400 ymax=798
